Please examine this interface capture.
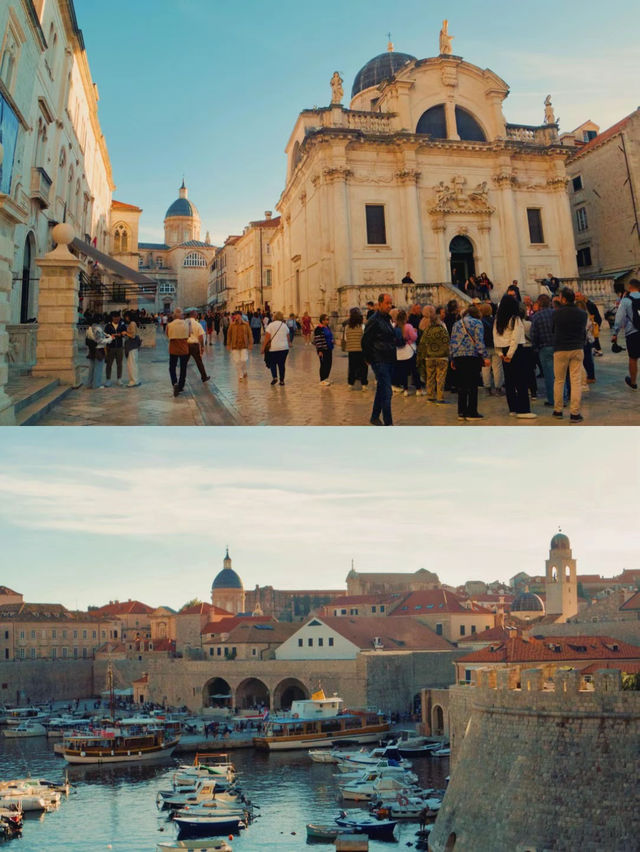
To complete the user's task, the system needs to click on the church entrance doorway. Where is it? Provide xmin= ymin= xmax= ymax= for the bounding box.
xmin=20 ymin=234 xmax=35 ymax=323
xmin=449 ymin=236 xmax=475 ymax=288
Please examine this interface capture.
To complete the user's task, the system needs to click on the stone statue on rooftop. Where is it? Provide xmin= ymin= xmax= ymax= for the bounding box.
xmin=330 ymin=72 xmax=344 ymax=105
xmin=544 ymin=95 xmax=556 ymax=126
xmin=440 ymin=19 xmax=454 ymax=55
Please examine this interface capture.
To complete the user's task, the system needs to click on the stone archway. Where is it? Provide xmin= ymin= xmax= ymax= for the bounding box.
xmin=449 ymin=235 xmax=475 ymax=288
xmin=235 ymin=677 xmax=270 ymax=710
xmin=432 ymin=704 xmax=445 ymax=736
xmin=20 ymin=233 xmax=36 ymax=324
xmin=203 ymin=676 xmax=232 ymax=709
xmin=272 ymin=678 xmax=309 ymax=711
xmin=445 ymin=832 xmax=457 ymax=851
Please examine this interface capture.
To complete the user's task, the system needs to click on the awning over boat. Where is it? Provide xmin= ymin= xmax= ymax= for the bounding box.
xmin=71 ymin=238 xmax=157 ymax=287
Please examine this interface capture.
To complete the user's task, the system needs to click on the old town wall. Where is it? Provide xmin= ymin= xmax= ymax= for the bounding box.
xmin=429 ymin=668 xmax=640 ymax=852
xmin=0 ymin=659 xmax=93 ymax=704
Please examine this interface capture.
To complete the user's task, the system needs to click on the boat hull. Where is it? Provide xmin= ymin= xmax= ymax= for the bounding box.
xmin=254 ymin=725 xmax=388 ymax=752
xmin=63 ymin=739 xmax=178 ymax=765
xmin=157 ymin=842 xmax=232 ymax=852
xmin=174 ymin=815 xmax=243 ymax=838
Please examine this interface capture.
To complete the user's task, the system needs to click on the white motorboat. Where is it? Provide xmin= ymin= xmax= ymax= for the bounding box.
xmin=335 ymin=744 xmax=412 ymax=770
xmin=0 ymin=792 xmax=52 ymax=812
xmin=158 ymin=780 xmax=241 ymax=811
xmin=371 ymin=790 xmax=444 ymax=819
xmin=336 ymin=765 xmax=418 ymax=787
xmin=308 ymin=748 xmax=338 ymax=763
xmin=4 ymin=707 xmax=49 ymax=726
xmin=431 ymin=746 xmax=451 ymax=756
xmin=393 ymin=730 xmax=442 ymax=756
xmin=3 ymin=721 xmax=47 ymax=738
xmin=340 ymin=771 xmax=419 ymax=802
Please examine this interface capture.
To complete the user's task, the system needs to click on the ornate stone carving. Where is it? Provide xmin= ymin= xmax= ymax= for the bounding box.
xmin=441 ymin=65 xmax=458 ymax=88
xmin=331 ymin=72 xmax=344 ymax=105
xmin=323 ymin=166 xmax=353 ymax=184
xmin=299 ymin=190 xmax=307 ymax=206
xmin=493 ymin=169 xmax=518 ymax=188
xmin=547 ymin=176 xmax=569 ymax=191
xmin=362 ymin=268 xmax=396 ymax=286
xmin=395 ymin=169 xmax=421 ymax=184
xmin=544 ymin=95 xmax=557 ymax=126
xmin=430 ymin=175 xmax=495 ymax=215
xmin=439 ymin=19 xmax=454 ymax=55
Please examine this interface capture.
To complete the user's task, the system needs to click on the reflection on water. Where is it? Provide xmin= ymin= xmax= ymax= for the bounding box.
xmin=0 ymin=737 xmax=449 ymax=851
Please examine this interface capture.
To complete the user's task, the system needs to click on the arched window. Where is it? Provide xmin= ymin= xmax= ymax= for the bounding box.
xmin=184 ymin=252 xmax=206 ymax=268
xmin=0 ymin=36 xmax=18 ymax=92
xmin=416 ymin=104 xmax=447 ymax=138
xmin=113 ymin=223 xmax=129 ymax=253
xmin=455 ymin=106 xmax=486 ymax=142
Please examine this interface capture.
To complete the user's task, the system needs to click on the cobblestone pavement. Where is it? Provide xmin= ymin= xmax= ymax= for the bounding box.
xmin=37 ymin=328 xmax=640 ymax=426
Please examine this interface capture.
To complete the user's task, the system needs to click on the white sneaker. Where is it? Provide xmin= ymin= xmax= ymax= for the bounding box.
xmin=361 ymin=385 xmax=369 ymax=391
xmin=517 ymin=412 xmax=538 ymax=419
xmin=403 ymin=390 xmax=410 ymax=396
xmin=417 ymin=389 xmax=428 ymax=396
xmin=392 ymin=386 xmax=403 ymax=394
xmin=320 ymin=380 xmax=332 ymax=386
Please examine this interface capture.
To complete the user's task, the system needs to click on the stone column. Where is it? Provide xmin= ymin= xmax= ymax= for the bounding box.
xmin=32 ymin=223 xmax=82 ymax=386
xmin=445 ymin=99 xmax=460 ymax=141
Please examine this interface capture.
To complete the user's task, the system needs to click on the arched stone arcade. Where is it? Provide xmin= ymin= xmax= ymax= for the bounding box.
xmin=235 ymin=677 xmax=270 ymax=710
xmin=272 ymin=678 xmax=309 ymax=711
xmin=203 ymin=676 xmax=232 ymax=709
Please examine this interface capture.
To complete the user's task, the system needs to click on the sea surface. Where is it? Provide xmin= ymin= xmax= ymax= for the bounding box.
xmin=0 ymin=736 xmax=449 ymax=851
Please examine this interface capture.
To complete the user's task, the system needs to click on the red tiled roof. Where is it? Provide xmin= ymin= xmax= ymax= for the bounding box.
xmin=133 ymin=674 xmax=149 ymax=684
xmin=201 ymin=615 xmax=277 ymax=635
xmin=569 ymin=112 xmax=635 ymax=160
xmin=319 ymin=615 xmax=454 ymax=651
xmin=620 ymin=591 xmax=640 ymax=611
xmin=0 ymin=586 xmax=20 ymax=595
xmin=112 ymin=199 xmax=143 ymax=212
xmin=179 ymin=603 xmax=231 ymax=616
xmin=93 ymin=600 xmax=154 ymax=616
xmin=580 ymin=661 xmax=640 ymax=675
xmin=392 ymin=589 xmax=493 ymax=616
xmin=457 ymin=635 xmax=640 ymax=665
xmin=458 ymin=626 xmax=515 ymax=644
xmin=251 ymin=216 xmax=281 ymax=229
xmin=205 ymin=621 xmax=298 ymax=645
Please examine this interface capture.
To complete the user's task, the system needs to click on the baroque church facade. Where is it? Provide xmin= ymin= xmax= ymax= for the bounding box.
xmin=270 ymin=26 xmax=578 ymax=318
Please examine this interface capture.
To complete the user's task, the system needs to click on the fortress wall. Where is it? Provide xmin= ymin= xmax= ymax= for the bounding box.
xmin=429 ymin=669 xmax=640 ymax=852
xmin=363 ymin=651 xmax=459 ymax=714
xmin=0 ymin=660 xmax=94 ymax=705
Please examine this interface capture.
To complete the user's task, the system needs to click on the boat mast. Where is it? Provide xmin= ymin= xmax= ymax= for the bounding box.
xmin=107 ymin=662 xmax=115 ymax=723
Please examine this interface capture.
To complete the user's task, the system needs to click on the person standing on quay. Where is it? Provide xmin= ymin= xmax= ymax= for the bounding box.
xmin=449 ymin=305 xmax=489 ymax=421
xmin=123 ymin=311 xmax=141 ymax=388
xmin=362 ymin=293 xmax=396 ymax=426
xmin=343 ymin=307 xmax=368 ymax=390
xmin=552 ymin=288 xmax=587 ymax=422
xmin=493 ymin=296 xmax=536 ymax=419
xmin=227 ymin=311 xmax=252 ymax=381
xmin=186 ymin=311 xmax=211 ymax=384
xmin=167 ymin=308 xmax=190 ymax=396
xmin=314 ymin=314 xmax=334 ymax=386
xmin=250 ymin=311 xmax=262 ymax=345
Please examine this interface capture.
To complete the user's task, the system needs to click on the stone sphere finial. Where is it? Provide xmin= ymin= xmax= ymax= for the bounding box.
xmin=52 ymin=222 xmax=75 ymax=246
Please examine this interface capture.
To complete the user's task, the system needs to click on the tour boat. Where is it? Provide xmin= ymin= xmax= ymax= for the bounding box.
xmin=156 ymin=841 xmax=232 ymax=852
xmin=253 ymin=690 xmax=389 ymax=751
xmin=2 ymin=721 xmax=47 ymax=738
xmin=61 ymin=719 xmax=179 ymax=764
xmin=4 ymin=707 xmax=49 ymax=726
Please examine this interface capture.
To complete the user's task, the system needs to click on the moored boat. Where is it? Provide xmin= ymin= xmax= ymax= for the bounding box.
xmin=306 ymin=822 xmax=355 ymax=840
xmin=253 ymin=691 xmax=389 ymax=751
xmin=61 ymin=719 xmax=179 ymax=764
xmin=335 ymin=810 xmax=398 ymax=840
xmin=308 ymin=748 xmax=339 ymax=763
xmin=174 ymin=811 xmax=246 ymax=838
xmin=156 ymin=840 xmax=232 ymax=851
xmin=3 ymin=721 xmax=47 ymax=738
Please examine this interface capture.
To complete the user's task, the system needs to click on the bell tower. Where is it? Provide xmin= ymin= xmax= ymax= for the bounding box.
xmin=544 ymin=531 xmax=578 ymax=622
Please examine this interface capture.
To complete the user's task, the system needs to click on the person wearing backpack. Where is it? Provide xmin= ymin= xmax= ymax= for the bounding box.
xmin=612 ymin=278 xmax=640 ymax=390
xmin=417 ymin=306 xmax=450 ymax=405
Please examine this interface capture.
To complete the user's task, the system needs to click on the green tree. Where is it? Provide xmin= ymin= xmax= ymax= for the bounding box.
xmin=180 ymin=598 xmax=202 ymax=611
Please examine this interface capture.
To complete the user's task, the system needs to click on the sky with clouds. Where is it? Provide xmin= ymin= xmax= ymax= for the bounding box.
xmin=1 ymin=428 xmax=637 ymax=611
xmin=72 ymin=0 xmax=640 ymax=244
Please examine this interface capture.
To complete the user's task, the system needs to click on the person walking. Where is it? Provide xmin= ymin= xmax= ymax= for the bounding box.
xmin=167 ymin=307 xmax=190 ymax=397
xmin=612 ymin=277 xmax=640 ymax=390
xmin=262 ymin=311 xmax=289 ymax=386
xmin=552 ymin=287 xmax=587 ymax=422
xmin=205 ymin=311 xmax=214 ymax=345
xmin=123 ymin=311 xmax=141 ymax=387
xmin=530 ymin=293 xmax=555 ymax=408
xmin=342 ymin=307 xmax=368 ymax=390
xmin=286 ymin=313 xmax=298 ymax=346
xmin=417 ymin=305 xmax=450 ymax=405
xmin=227 ymin=311 xmax=252 ymax=380
xmin=449 ymin=305 xmax=489 ymax=421
xmin=493 ymin=296 xmax=537 ymax=419
xmin=250 ymin=311 xmax=262 ymax=345
xmin=301 ymin=311 xmax=313 ymax=344
xmin=104 ymin=311 xmax=127 ymax=387
xmin=361 ymin=293 xmax=396 ymax=426
xmin=186 ymin=310 xmax=210 ymax=384
xmin=313 ymin=314 xmax=335 ymax=386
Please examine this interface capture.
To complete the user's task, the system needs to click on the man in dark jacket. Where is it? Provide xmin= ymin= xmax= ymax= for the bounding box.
xmin=552 ymin=287 xmax=587 ymax=422
xmin=362 ymin=293 xmax=396 ymax=425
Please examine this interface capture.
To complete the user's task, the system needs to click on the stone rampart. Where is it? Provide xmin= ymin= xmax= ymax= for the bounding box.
xmin=429 ymin=668 xmax=640 ymax=852
xmin=0 ymin=660 xmax=94 ymax=705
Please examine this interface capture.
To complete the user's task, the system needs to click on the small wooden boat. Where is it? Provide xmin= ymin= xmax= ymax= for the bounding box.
xmin=174 ymin=812 xmax=245 ymax=838
xmin=335 ymin=810 xmax=398 ymax=840
xmin=306 ymin=822 xmax=355 ymax=840
xmin=156 ymin=840 xmax=232 ymax=851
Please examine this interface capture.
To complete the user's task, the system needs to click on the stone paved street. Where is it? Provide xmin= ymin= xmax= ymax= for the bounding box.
xmin=36 ymin=328 xmax=640 ymax=426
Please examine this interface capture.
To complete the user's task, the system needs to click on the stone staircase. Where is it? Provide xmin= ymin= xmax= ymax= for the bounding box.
xmin=6 ymin=374 xmax=73 ymax=425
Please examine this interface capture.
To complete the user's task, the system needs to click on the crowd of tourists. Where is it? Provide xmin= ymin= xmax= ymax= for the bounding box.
xmin=81 ymin=277 xmax=640 ymax=425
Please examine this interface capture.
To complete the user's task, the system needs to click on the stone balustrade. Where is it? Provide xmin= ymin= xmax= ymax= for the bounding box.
xmin=336 ymin=281 xmax=472 ymax=320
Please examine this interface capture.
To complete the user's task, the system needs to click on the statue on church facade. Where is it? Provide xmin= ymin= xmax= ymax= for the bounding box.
xmin=544 ymin=95 xmax=557 ymax=126
xmin=330 ymin=72 xmax=344 ymax=104
xmin=439 ymin=20 xmax=454 ymax=55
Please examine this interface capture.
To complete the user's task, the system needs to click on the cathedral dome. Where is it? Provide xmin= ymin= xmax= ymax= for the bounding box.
xmin=164 ymin=181 xmax=199 ymax=220
xmin=550 ymin=532 xmax=570 ymax=551
xmin=511 ymin=592 xmax=544 ymax=613
xmin=351 ymin=50 xmax=417 ymax=98
xmin=211 ymin=550 xmax=243 ymax=591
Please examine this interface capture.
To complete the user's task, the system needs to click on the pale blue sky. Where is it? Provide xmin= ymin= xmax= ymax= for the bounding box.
xmin=73 ymin=0 xmax=640 ymax=244
xmin=1 ymin=428 xmax=638 ymax=610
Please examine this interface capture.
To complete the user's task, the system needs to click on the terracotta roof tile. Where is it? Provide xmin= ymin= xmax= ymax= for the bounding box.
xmin=620 ymin=591 xmax=640 ymax=611
xmin=391 ymin=589 xmax=492 ymax=615
xmin=93 ymin=600 xmax=154 ymax=616
xmin=112 ymin=199 xmax=143 ymax=212
xmin=569 ymin=112 xmax=636 ymax=160
xmin=457 ymin=635 xmax=640 ymax=665
xmin=319 ymin=615 xmax=454 ymax=651
xmin=580 ymin=661 xmax=640 ymax=675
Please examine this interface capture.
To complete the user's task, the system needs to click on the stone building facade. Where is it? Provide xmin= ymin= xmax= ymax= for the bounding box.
xmin=0 ymin=0 xmax=113 ymax=419
xmin=565 ymin=109 xmax=640 ymax=282
xmin=429 ymin=668 xmax=640 ymax=852
xmin=270 ymin=30 xmax=578 ymax=320
xmin=346 ymin=567 xmax=440 ymax=595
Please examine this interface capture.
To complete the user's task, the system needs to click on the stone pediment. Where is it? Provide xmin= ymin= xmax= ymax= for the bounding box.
xmin=429 ymin=175 xmax=495 ymax=215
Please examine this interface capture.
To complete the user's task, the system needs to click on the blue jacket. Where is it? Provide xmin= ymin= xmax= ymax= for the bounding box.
xmin=449 ymin=317 xmax=488 ymax=359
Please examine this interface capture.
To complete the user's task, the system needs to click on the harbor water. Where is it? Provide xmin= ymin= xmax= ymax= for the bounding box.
xmin=0 ymin=736 xmax=449 ymax=850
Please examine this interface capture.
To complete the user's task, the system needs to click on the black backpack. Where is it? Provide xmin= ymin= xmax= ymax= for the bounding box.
xmin=626 ymin=295 xmax=640 ymax=332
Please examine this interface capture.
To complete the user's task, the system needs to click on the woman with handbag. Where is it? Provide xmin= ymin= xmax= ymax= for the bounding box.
xmin=449 ymin=304 xmax=490 ymax=421
xmin=123 ymin=311 xmax=141 ymax=388
xmin=86 ymin=319 xmax=113 ymax=389
xmin=262 ymin=311 xmax=290 ymax=386
xmin=343 ymin=307 xmax=368 ymax=390
xmin=167 ymin=307 xmax=190 ymax=396
xmin=493 ymin=295 xmax=537 ymax=419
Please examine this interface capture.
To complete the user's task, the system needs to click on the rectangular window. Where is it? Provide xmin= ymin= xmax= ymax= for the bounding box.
xmin=4 ymin=631 xmax=8 ymax=640
xmin=217 ymin=647 xmax=221 ymax=656
xmin=252 ymin=648 xmax=256 ymax=656
xmin=52 ymin=629 xmax=57 ymax=639
xmin=365 ymin=204 xmax=387 ymax=245
xmin=380 ymin=605 xmax=385 ymax=612
xmin=298 ymin=638 xmax=303 ymax=647
xmin=30 ymin=648 xmax=36 ymax=659
xmin=436 ymin=623 xmax=443 ymax=636
xmin=4 ymin=650 xmax=8 ymax=659
xmin=19 ymin=648 xmax=25 ymax=659
xmin=73 ymin=630 xmax=78 ymax=639
xmin=62 ymin=647 xmax=68 ymax=658
xmin=62 ymin=630 xmax=67 ymax=639
xmin=572 ymin=175 xmax=583 ymax=192
xmin=465 ymin=669 xmax=472 ymax=683
xmin=371 ymin=606 xmax=377 ymax=613
xmin=264 ymin=268 xmax=272 ymax=288
xmin=30 ymin=630 xmax=36 ymax=639
xmin=471 ymin=625 xmax=477 ymax=634
xmin=92 ymin=630 xmax=97 ymax=640
xmin=308 ymin=638 xmax=313 ymax=647
xmin=340 ymin=609 xmax=347 ymax=615
xmin=82 ymin=630 xmax=87 ymax=640
xmin=73 ymin=647 xmax=78 ymax=659
xmin=460 ymin=625 xmax=466 ymax=636
xmin=328 ymin=637 xmax=334 ymax=647
xmin=51 ymin=647 xmax=57 ymax=659
xmin=318 ymin=638 xmax=324 ymax=647
xmin=350 ymin=609 xmax=358 ymax=615
xmin=19 ymin=631 xmax=24 ymax=640
xmin=576 ymin=207 xmax=588 ymax=232
xmin=527 ymin=209 xmax=545 ymax=244
xmin=82 ymin=647 xmax=88 ymax=658
xmin=577 ymin=247 xmax=592 ymax=267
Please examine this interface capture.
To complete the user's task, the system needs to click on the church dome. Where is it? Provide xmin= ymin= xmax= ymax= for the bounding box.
xmin=511 ymin=592 xmax=544 ymax=613
xmin=164 ymin=181 xmax=199 ymax=220
xmin=550 ymin=532 xmax=570 ymax=551
xmin=351 ymin=50 xmax=417 ymax=98
xmin=211 ymin=549 xmax=243 ymax=591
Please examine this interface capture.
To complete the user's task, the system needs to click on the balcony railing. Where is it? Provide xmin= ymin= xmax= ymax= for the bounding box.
xmin=30 ymin=166 xmax=52 ymax=209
